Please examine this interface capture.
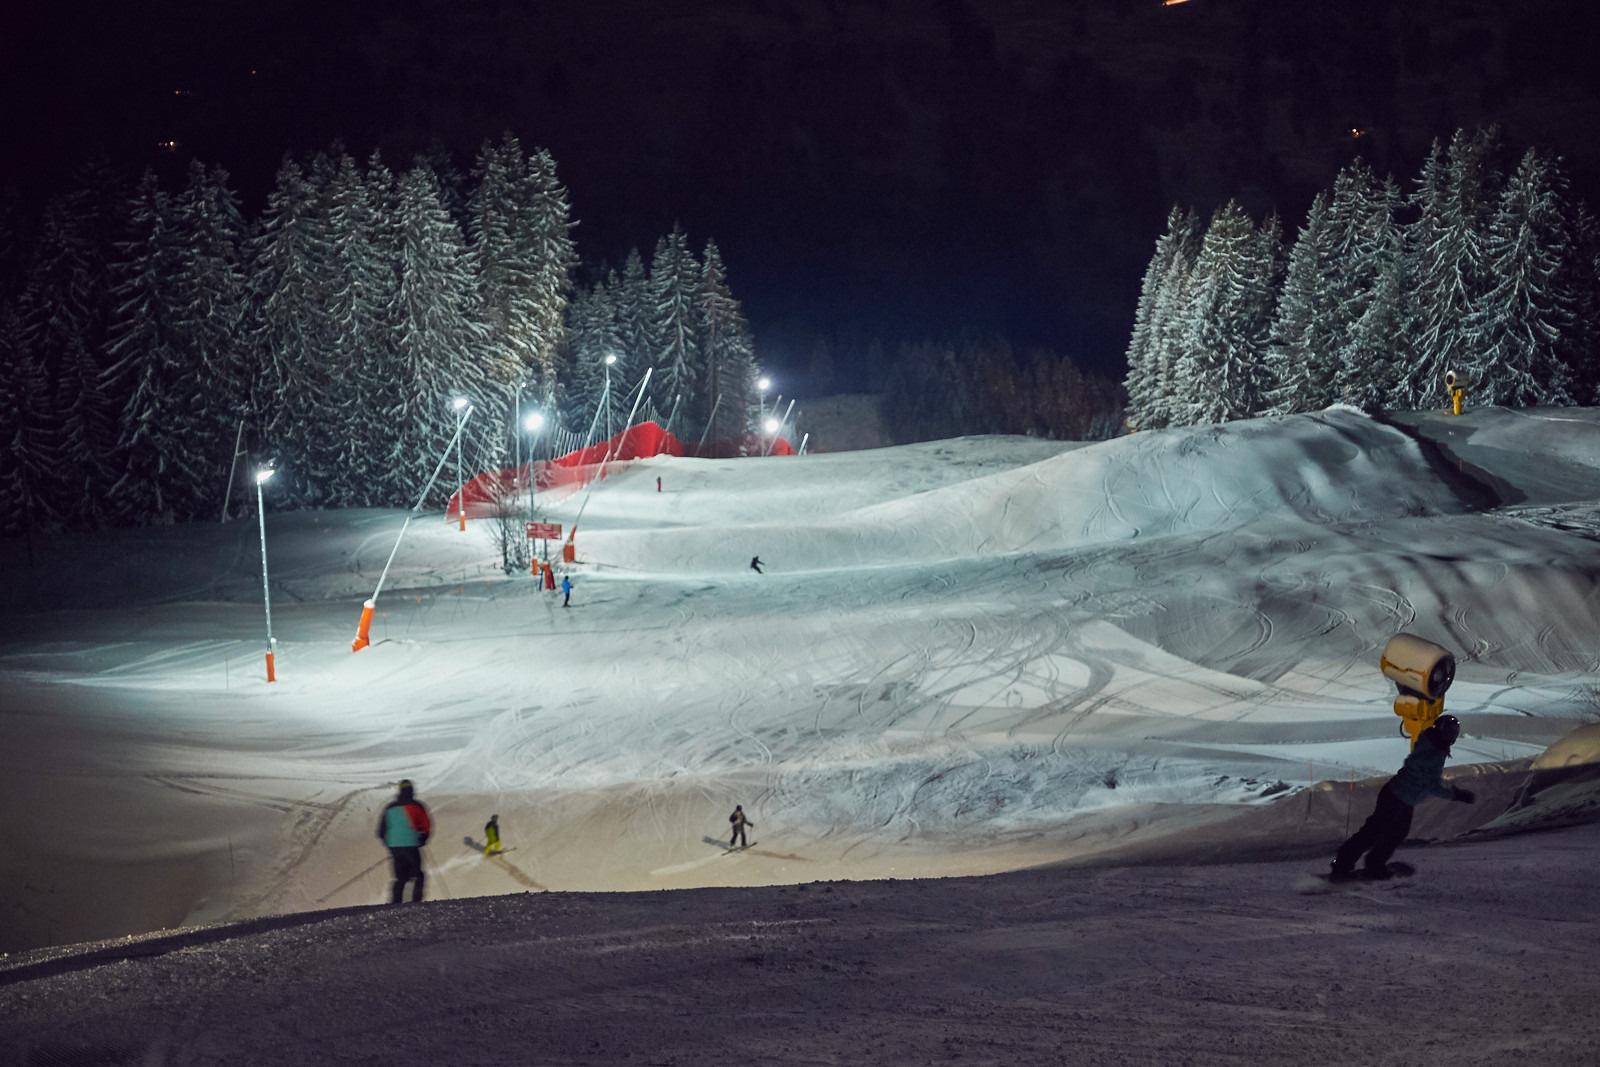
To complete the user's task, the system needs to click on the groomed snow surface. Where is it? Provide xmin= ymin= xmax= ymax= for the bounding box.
xmin=4 ymin=406 xmax=1600 ymax=1064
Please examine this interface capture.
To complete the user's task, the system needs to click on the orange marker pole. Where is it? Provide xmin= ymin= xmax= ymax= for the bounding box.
xmin=265 ymin=649 xmax=276 ymax=683
xmin=352 ymin=598 xmax=375 ymax=652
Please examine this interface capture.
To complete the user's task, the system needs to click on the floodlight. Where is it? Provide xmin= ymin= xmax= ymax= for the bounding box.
xmin=524 ymin=412 xmax=545 ymax=432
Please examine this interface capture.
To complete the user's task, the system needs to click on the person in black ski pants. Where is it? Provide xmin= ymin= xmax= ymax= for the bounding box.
xmin=749 ymin=556 xmax=763 ymax=574
xmin=377 ymin=779 xmax=432 ymax=903
xmin=1330 ymin=714 xmax=1475 ymax=880
xmin=729 ymin=805 xmax=753 ymax=849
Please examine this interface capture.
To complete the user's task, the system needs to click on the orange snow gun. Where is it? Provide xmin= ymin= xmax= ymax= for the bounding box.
xmin=1380 ymin=633 xmax=1456 ymax=748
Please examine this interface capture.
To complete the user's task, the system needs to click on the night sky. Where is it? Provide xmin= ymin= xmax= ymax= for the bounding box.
xmin=6 ymin=0 xmax=1598 ymax=389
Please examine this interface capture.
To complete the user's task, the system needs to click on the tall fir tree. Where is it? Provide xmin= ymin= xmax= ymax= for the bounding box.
xmin=698 ymin=239 xmax=757 ymax=447
xmin=1403 ymin=128 xmax=1502 ymax=408
xmin=565 ymin=282 xmax=625 ymax=441
xmin=394 ymin=160 xmax=491 ymax=500
xmin=0 ymin=298 xmax=55 ymax=535
xmin=104 ymin=171 xmax=210 ymax=521
xmin=169 ymin=161 xmax=251 ymax=510
xmin=1125 ymin=206 xmax=1198 ymax=430
xmin=1143 ymin=215 xmax=1202 ymax=428
xmin=1467 ymin=148 xmax=1578 ymax=406
xmin=248 ymin=156 xmax=340 ymax=500
xmin=1262 ymin=193 xmax=1329 ymax=414
xmin=1173 ymin=201 xmax=1273 ymax=425
xmin=648 ymin=226 xmax=702 ymax=436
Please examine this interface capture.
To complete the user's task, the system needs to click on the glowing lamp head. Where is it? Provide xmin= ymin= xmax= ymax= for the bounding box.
xmin=254 ymin=468 xmax=276 ymax=485
xmin=452 ymin=396 xmax=469 ymax=411
xmin=764 ymin=417 xmax=780 ymax=435
xmin=524 ymin=412 xmax=545 ymax=432
xmin=757 ymin=377 xmax=771 ymax=391
xmin=605 ymin=354 xmax=617 ymax=366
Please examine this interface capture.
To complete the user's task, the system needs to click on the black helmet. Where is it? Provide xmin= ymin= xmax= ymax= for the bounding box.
xmin=1432 ymin=715 xmax=1461 ymax=746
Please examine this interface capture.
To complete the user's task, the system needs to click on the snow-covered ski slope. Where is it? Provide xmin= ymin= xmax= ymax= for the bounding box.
xmin=2 ymin=407 xmax=1598 ymax=952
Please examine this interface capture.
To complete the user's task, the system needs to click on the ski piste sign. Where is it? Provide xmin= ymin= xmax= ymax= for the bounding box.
xmin=525 ymin=522 xmax=562 ymax=541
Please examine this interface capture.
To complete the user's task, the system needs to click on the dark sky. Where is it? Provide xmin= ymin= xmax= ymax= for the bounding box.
xmin=6 ymin=0 xmax=1599 ymax=390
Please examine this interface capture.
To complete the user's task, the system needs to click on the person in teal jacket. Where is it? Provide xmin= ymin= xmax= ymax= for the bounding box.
xmin=1330 ymin=715 xmax=1475 ymax=880
xmin=377 ymin=779 xmax=432 ymax=903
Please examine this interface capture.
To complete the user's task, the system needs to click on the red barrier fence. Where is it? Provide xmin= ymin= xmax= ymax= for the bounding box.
xmin=448 ymin=421 xmax=793 ymax=519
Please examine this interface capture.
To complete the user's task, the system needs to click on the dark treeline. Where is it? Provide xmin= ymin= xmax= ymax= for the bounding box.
xmin=0 ymin=135 xmax=761 ymax=535
xmin=1125 ymin=127 xmax=1600 ymax=429
xmin=879 ymin=340 xmax=1124 ymax=445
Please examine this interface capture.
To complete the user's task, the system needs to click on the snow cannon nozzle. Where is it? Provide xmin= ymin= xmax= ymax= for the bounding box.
xmin=1381 ymin=634 xmax=1456 ymax=749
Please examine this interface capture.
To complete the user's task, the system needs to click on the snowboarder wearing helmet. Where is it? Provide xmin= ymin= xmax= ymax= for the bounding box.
xmin=1329 ymin=715 xmax=1475 ymax=881
xmin=377 ymin=779 xmax=432 ymax=903
xmin=729 ymin=804 xmax=753 ymax=849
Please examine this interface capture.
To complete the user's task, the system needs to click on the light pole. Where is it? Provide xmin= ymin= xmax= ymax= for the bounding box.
xmin=757 ymin=376 xmax=771 ymax=422
xmin=604 ymin=354 xmax=617 ymax=443
xmin=254 ymin=467 xmax=277 ymax=683
xmin=523 ymin=411 xmax=544 ymax=521
xmin=452 ymin=395 xmax=469 ymax=531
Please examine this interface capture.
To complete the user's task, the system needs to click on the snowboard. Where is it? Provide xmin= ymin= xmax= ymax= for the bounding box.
xmin=1301 ymin=861 xmax=1415 ymax=893
xmin=722 ymin=841 xmax=757 ymax=854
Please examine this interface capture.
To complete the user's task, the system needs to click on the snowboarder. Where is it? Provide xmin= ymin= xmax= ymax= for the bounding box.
xmin=561 ymin=574 xmax=572 ymax=607
xmin=749 ymin=556 xmax=764 ymax=574
xmin=729 ymin=804 xmax=753 ymax=849
xmin=377 ymin=779 xmax=432 ymax=904
xmin=484 ymin=814 xmax=502 ymax=856
xmin=1328 ymin=714 xmax=1475 ymax=881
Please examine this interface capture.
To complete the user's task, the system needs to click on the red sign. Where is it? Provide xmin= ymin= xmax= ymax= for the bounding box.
xmin=525 ymin=521 xmax=563 ymax=540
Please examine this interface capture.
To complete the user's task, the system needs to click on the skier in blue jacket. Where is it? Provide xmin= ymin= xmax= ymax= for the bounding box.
xmin=561 ymin=574 xmax=572 ymax=607
xmin=1329 ymin=715 xmax=1475 ymax=880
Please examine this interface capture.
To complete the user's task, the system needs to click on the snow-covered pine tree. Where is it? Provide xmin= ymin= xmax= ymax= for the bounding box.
xmin=351 ymin=150 xmax=413 ymax=503
xmin=0 ymin=298 xmax=55 ymax=536
xmin=1142 ymin=213 xmax=1201 ymax=428
xmin=524 ymin=148 xmax=576 ymax=401
xmin=1344 ymin=179 xmax=1412 ymax=411
xmin=1467 ymin=148 xmax=1578 ymax=406
xmin=612 ymin=248 xmax=654 ymax=382
xmin=1247 ymin=212 xmax=1286 ymax=416
xmin=1262 ymin=193 xmax=1330 ymax=415
xmin=1404 ymin=128 xmax=1503 ymax=409
xmin=648 ymin=226 xmax=703 ymax=437
xmin=17 ymin=185 xmax=120 ymax=524
xmin=168 ymin=161 xmax=251 ymax=511
xmin=698 ymin=239 xmax=757 ymax=448
xmin=1173 ymin=201 xmax=1271 ymax=425
xmin=248 ymin=156 xmax=340 ymax=501
xmin=103 ymin=170 xmax=211 ymax=522
xmin=394 ymin=159 xmax=492 ymax=502
xmin=565 ymin=282 xmax=625 ymax=441
xmin=1321 ymin=161 xmax=1387 ymax=406
xmin=471 ymin=134 xmax=539 ymax=399
xmin=1567 ymin=203 xmax=1600 ymax=404
xmin=1124 ymin=206 xmax=1197 ymax=430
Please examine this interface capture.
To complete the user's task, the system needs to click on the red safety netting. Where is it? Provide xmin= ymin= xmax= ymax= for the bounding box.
xmin=448 ymin=421 xmax=793 ymax=518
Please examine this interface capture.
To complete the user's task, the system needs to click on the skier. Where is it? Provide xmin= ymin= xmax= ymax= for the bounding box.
xmin=749 ymin=556 xmax=764 ymax=574
xmin=561 ymin=574 xmax=572 ymax=607
xmin=377 ymin=779 xmax=432 ymax=903
xmin=729 ymin=804 xmax=753 ymax=849
xmin=656 ymin=476 xmax=662 ymax=493
xmin=1329 ymin=714 xmax=1475 ymax=881
xmin=484 ymin=814 xmax=502 ymax=856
